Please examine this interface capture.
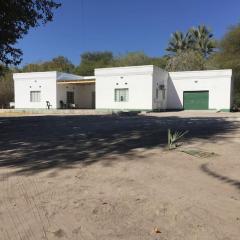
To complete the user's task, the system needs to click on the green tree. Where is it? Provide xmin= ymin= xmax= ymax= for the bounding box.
xmin=45 ymin=56 xmax=75 ymax=73
xmin=166 ymin=26 xmax=216 ymax=58
xmin=114 ymin=52 xmax=168 ymax=69
xmin=189 ymin=25 xmax=216 ymax=57
xmin=165 ymin=49 xmax=205 ymax=72
xmin=207 ymin=23 xmax=240 ymax=106
xmin=148 ymin=56 xmax=168 ymax=69
xmin=166 ymin=31 xmax=191 ymax=54
xmin=22 ymin=56 xmax=75 ymax=73
xmin=75 ymin=51 xmax=168 ymax=75
xmin=0 ymin=0 xmax=61 ymax=69
xmin=0 ymin=69 xmax=15 ymax=108
xmin=114 ymin=52 xmax=151 ymax=66
xmin=75 ymin=52 xmax=114 ymax=76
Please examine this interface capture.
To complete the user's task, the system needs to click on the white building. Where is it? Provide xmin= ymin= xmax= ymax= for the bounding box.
xmin=95 ymin=65 xmax=169 ymax=111
xmin=13 ymin=71 xmax=95 ymax=109
xmin=13 ymin=65 xmax=233 ymax=111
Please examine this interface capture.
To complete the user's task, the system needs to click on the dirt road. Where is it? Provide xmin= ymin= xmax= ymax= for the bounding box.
xmin=0 ymin=112 xmax=239 ymax=239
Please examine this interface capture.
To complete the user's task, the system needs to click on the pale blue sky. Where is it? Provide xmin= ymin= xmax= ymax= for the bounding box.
xmin=16 ymin=0 xmax=240 ymax=66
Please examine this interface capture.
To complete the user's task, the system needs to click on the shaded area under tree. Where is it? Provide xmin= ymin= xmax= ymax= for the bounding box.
xmin=0 ymin=114 xmax=239 ymax=175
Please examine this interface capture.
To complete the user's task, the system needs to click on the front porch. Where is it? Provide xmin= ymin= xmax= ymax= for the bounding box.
xmin=57 ymin=76 xmax=96 ymax=109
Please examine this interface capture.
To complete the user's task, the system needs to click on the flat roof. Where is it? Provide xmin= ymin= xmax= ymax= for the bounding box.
xmin=94 ymin=65 xmax=155 ymax=71
xmin=13 ymin=71 xmax=96 ymax=82
xmin=94 ymin=65 xmax=158 ymax=77
xmin=13 ymin=67 xmax=232 ymax=81
xmin=169 ymin=69 xmax=232 ymax=79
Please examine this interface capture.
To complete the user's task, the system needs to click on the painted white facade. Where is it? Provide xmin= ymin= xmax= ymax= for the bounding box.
xmin=168 ymin=69 xmax=233 ymax=111
xmin=14 ymin=71 xmax=58 ymax=109
xmin=95 ymin=65 xmax=168 ymax=110
xmin=13 ymin=66 xmax=232 ymax=111
xmin=13 ymin=71 xmax=95 ymax=109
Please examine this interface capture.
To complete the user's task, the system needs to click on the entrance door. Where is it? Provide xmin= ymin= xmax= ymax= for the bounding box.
xmin=183 ymin=91 xmax=209 ymax=110
xmin=67 ymin=91 xmax=74 ymax=105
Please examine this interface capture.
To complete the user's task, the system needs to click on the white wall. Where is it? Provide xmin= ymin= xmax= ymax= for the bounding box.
xmin=14 ymin=72 xmax=57 ymax=109
xmin=167 ymin=70 xmax=232 ymax=110
xmin=95 ymin=65 xmax=154 ymax=110
xmin=152 ymin=66 xmax=169 ymax=110
xmin=77 ymin=84 xmax=95 ymax=109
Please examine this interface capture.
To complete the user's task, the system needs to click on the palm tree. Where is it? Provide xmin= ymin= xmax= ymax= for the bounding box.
xmin=189 ymin=25 xmax=216 ymax=57
xmin=166 ymin=31 xmax=192 ymax=54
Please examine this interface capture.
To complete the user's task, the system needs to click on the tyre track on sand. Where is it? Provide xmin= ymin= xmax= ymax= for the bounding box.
xmin=0 ymin=169 xmax=52 ymax=240
xmin=1 ymin=171 xmax=24 ymax=240
xmin=16 ymin=174 xmax=49 ymax=239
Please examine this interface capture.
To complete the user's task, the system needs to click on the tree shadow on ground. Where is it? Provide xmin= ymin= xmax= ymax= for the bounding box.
xmin=200 ymin=163 xmax=240 ymax=191
xmin=0 ymin=114 xmax=239 ymax=175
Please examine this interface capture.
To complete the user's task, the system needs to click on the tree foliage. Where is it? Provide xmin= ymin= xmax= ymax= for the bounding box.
xmin=114 ymin=52 xmax=152 ymax=66
xmin=207 ymin=23 xmax=240 ymax=106
xmin=166 ymin=31 xmax=191 ymax=54
xmin=0 ymin=68 xmax=15 ymax=108
xmin=165 ymin=50 xmax=206 ymax=72
xmin=166 ymin=25 xmax=216 ymax=58
xmin=74 ymin=51 xmax=168 ymax=76
xmin=22 ymin=56 xmax=75 ymax=73
xmin=0 ymin=0 xmax=61 ymax=67
xmin=189 ymin=25 xmax=216 ymax=57
xmin=75 ymin=52 xmax=114 ymax=76
xmin=113 ymin=52 xmax=167 ymax=69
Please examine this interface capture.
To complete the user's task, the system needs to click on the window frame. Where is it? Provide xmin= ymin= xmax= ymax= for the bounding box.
xmin=30 ymin=91 xmax=41 ymax=102
xmin=114 ymin=88 xmax=129 ymax=102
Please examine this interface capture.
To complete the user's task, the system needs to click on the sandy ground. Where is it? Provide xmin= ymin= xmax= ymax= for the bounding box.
xmin=0 ymin=112 xmax=240 ymax=240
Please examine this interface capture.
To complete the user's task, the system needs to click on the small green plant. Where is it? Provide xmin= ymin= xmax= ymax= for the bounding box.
xmin=168 ymin=129 xmax=188 ymax=150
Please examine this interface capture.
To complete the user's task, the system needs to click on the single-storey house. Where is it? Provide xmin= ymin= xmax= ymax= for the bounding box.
xmin=13 ymin=65 xmax=233 ymax=111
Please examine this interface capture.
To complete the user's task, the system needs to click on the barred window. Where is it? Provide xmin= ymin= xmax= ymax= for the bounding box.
xmin=30 ymin=91 xmax=41 ymax=102
xmin=114 ymin=88 xmax=129 ymax=102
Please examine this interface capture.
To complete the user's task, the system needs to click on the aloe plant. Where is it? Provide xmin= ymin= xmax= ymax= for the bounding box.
xmin=168 ymin=129 xmax=188 ymax=150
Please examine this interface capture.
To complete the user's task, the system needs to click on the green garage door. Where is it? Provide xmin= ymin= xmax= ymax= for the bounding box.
xmin=183 ymin=91 xmax=209 ymax=110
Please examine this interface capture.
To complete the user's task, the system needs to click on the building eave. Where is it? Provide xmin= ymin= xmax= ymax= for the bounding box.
xmin=94 ymin=65 xmax=155 ymax=77
xmin=169 ymin=69 xmax=232 ymax=80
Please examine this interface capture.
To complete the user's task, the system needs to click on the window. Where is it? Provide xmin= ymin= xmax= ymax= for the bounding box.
xmin=159 ymin=85 xmax=166 ymax=100
xmin=67 ymin=91 xmax=74 ymax=104
xmin=30 ymin=91 xmax=41 ymax=102
xmin=115 ymin=88 xmax=129 ymax=102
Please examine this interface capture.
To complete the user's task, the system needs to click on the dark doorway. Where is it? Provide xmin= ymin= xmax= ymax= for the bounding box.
xmin=67 ymin=91 xmax=74 ymax=105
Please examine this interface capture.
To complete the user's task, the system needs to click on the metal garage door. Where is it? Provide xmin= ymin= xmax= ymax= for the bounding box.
xmin=183 ymin=91 xmax=209 ymax=110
